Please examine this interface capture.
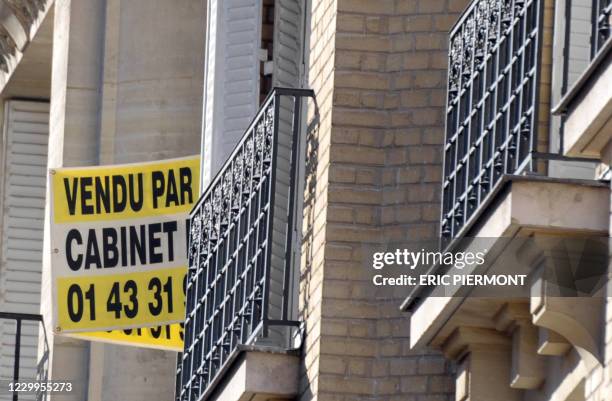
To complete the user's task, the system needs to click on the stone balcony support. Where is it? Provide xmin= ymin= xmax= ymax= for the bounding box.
xmin=403 ymin=176 xmax=609 ymax=401
xmin=442 ymin=327 xmax=522 ymax=401
xmin=494 ymin=303 xmax=546 ymax=389
xmin=537 ymin=328 xmax=571 ymax=356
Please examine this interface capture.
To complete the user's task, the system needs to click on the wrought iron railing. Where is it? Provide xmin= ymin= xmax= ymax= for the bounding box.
xmin=592 ymin=0 xmax=612 ymax=57
xmin=0 ymin=312 xmax=50 ymax=401
xmin=441 ymin=0 xmax=544 ymax=243
xmin=176 ymin=87 xmax=314 ymax=401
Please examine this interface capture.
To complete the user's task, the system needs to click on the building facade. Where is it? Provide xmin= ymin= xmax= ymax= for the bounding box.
xmin=0 ymin=1 xmax=609 ymax=401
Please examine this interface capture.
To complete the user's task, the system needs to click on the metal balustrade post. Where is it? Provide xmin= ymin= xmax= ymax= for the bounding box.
xmin=13 ymin=318 xmax=21 ymax=401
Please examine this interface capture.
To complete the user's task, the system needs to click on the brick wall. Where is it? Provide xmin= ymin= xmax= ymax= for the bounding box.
xmin=299 ymin=0 xmax=470 ymax=399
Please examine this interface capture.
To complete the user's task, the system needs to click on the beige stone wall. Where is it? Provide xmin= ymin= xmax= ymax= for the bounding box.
xmin=299 ymin=0 xmax=470 ymax=399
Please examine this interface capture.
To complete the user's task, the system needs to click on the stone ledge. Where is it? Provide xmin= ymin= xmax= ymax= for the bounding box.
xmin=204 ymin=346 xmax=300 ymax=401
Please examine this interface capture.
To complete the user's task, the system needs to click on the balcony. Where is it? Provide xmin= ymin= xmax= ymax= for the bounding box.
xmin=0 ymin=312 xmax=50 ymax=401
xmin=441 ymin=0 xmax=546 ymax=244
xmin=403 ymin=0 xmax=611 ymax=399
xmin=176 ymin=88 xmax=314 ymax=401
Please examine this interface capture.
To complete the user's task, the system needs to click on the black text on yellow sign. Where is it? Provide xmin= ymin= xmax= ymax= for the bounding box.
xmin=51 ymin=156 xmax=199 ymax=334
xmin=52 ymin=157 xmax=200 ymax=223
xmin=56 ymin=268 xmax=186 ymax=332
xmin=63 ymin=220 xmax=184 ymax=271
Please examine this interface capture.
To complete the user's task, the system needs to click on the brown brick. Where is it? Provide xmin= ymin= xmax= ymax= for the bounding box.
xmin=398 ymin=167 xmax=421 ymax=183
xmin=335 ymin=71 xmax=391 ymax=90
xmin=348 ymin=358 xmax=369 ymax=376
xmin=325 ymin=244 xmax=354 ymax=261
xmin=337 ymin=14 xmax=365 ymax=33
xmin=433 ymin=14 xmax=459 ymax=31
xmin=415 ymin=33 xmax=447 ymax=50
xmin=418 ymin=0 xmax=446 ymax=13
xmin=319 ymin=375 xmax=375 ymax=395
xmin=366 ymin=16 xmax=389 ymax=34
xmin=390 ymin=358 xmax=418 ymax=375
xmin=337 ymin=0 xmax=396 ymax=14
xmin=353 ymin=206 xmax=377 ymax=224
xmin=404 ymin=53 xmax=429 ymax=70
xmin=361 ymin=92 xmax=385 ymax=108
xmin=389 ymin=16 xmax=404 ymax=33
xmin=327 ymin=205 xmax=355 ymax=222
xmin=395 ymin=205 xmax=422 ymax=222
xmin=413 ymin=70 xmax=445 ymax=88
xmin=386 ymin=148 xmax=407 ymax=165
xmin=384 ymin=93 xmax=401 ymax=109
xmin=376 ymin=378 xmax=401 ymax=394
xmin=411 ymin=109 xmax=443 ymax=126
xmin=371 ymin=361 xmax=389 ymax=378
xmin=428 ymin=375 xmax=454 ymax=393
xmin=333 ymin=108 xmax=390 ymax=128
xmin=334 ymin=89 xmax=361 ymax=107
xmin=386 ymin=53 xmax=403 ymax=72
xmin=336 ymin=34 xmax=391 ymax=52
xmin=404 ymin=15 xmax=433 ymax=32
xmin=336 ymin=50 xmax=362 ymax=69
xmin=329 ymin=165 xmax=356 ymax=183
xmin=394 ymin=130 xmax=422 ymax=146
xmin=447 ymin=0 xmax=470 ymax=12
xmin=330 ymin=144 xmax=385 ymax=165
xmin=418 ymin=356 xmax=447 ymax=374
xmin=319 ymin=356 xmax=347 ymax=374
xmin=395 ymin=1 xmax=418 ymax=13
xmin=401 ymin=89 xmax=429 ymax=107
xmin=380 ymin=340 xmax=403 ymax=356
xmin=361 ymin=53 xmax=387 ymax=71
xmin=401 ymin=376 xmax=428 ymax=393
xmin=391 ymin=35 xmax=415 ymax=52
xmin=320 ymin=319 xmax=350 ymax=336
xmin=422 ymin=165 xmax=442 ymax=182
xmin=392 ymin=71 xmax=413 ymax=89
xmin=355 ymin=168 xmax=378 ymax=184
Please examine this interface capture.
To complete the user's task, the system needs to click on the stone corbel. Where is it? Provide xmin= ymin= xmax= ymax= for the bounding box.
xmin=530 ymin=264 xmax=604 ymax=370
xmin=516 ymin=235 xmax=606 ymax=370
xmin=494 ymin=303 xmax=546 ymax=390
xmin=536 ymin=327 xmax=571 ymax=356
xmin=441 ymin=327 xmax=522 ymax=401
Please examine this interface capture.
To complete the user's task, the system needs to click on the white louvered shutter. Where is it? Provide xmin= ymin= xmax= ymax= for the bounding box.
xmin=201 ymin=0 xmax=263 ymax=186
xmin=0 ymin=100 xmax=49 ymax=393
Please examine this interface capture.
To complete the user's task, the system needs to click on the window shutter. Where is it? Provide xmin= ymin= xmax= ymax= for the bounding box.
xmin=202 ymin=0 xmax=263 ymax=186
xmin=0 ymin=100 xmax=49 ymax=386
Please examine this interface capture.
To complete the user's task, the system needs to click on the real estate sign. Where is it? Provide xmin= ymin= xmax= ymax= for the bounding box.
xmin=50 ymin=156 xmax=199 ymax=334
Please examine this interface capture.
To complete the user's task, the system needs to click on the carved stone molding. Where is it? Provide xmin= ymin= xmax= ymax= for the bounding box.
xmin=0 ymin=0 xmax=52 ymax=89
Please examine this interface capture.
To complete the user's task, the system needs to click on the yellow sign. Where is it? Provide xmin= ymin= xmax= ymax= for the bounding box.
xmin=51 ymin=156 xmax=199 ymax=334
xmin=71 ymin=323 xmax=184 ymax=351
